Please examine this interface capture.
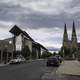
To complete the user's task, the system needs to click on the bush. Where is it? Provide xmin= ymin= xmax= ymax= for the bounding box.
xmin=41 ymin=51 xmax=52 ymax=59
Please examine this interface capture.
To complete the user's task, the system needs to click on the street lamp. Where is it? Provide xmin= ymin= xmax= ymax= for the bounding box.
xmin=9 ymin=41 xmax=12 ymax=44
xmin=9 ymin=40 xmax=14 ymax=59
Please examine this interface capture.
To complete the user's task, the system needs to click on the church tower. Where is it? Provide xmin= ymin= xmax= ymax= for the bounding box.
xmin=63 ymin=24 xmax=69 ymax=48
xmin=71 ymin=21 xmax=78 ymax=57
xmin=62 ymin=24 xmax=69 ymax=57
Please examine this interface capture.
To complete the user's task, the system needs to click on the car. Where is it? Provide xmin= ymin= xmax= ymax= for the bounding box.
xmin=46 ymin=56 xmax=60 ymax=67
xmin=17 ymin=55 xmax=26 ymax=63
xmin=9 ymin=57 xmax=26 ymax=64
xmin=9 ymin=58 xmax=21 ymax=64
xmin=55 ymin=55 xmax=63 ymax=63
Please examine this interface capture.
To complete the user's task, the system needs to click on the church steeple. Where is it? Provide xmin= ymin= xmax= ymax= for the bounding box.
xmin=63 ymin=24 xmax=68 ymax=48
xmin=71 ymin=21 xmax=77 ymax=48
xmin=71 ymin=21 xmax=77 ymax=56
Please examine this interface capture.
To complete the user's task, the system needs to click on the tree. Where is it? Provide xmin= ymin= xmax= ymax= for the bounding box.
xmin=58 ymin=47 xmax=64 ymax=57
xmin=41 ymin=51 xmax=52 ymax=59
xmin=32 ymin=48 xmax=37 ymax=59
xmin=22 ymin=46 xmax=31 ymax=60
xmin=53 ymin=52 xmax=57 ymax=56
xmin=72 ymin=47 xmax=78 ymax=58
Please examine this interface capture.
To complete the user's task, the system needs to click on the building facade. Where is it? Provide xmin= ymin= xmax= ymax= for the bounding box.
xmin=62 ymin=22 xmax=80 ymax=59
xmin=0 ymin=25 xmax=47 ymax=63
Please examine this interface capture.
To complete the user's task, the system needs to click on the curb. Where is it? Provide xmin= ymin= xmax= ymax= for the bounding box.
xmin=0 ymin=63 xmax=9 ymax=67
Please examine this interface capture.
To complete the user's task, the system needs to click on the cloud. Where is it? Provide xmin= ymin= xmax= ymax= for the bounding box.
xmin=0 ymin=0 xmax=80 ymax=49
xmin=25 ymin=0 xmax=72 ymax=15
xmin=0 ymin=0 xmax=73 ymax=15
xmin=25 ymin=27 xmax=63 ymax=48
xmin=0 ymin=0 xmax=80 ymax=29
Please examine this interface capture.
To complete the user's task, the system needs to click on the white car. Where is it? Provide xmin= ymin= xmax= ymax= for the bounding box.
xmin=9 ymin=58 xmax=26 ymax=64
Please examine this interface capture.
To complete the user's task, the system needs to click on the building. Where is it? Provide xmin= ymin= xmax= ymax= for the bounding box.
xmin=0 ymin=25 xmax=48 ymax=63
xmin=62 ymin=21 xmax=80 ymax=59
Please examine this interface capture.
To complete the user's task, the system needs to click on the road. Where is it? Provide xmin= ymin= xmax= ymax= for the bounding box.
xmin=41 ymin=60 xmax=80 ymax=80
xmin=0 ymin=59 xmax=80 ymax=80
xmin=0 ymin=59 xmax=57 ymax=80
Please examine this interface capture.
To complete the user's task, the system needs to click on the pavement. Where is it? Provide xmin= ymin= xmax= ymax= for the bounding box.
xmin=41 ymin=60 xmax=80 ymax=80
xmin=0 ymin=63 xmax=9 ymax=67
xmin=56 ymin=60 xmax=80 ymax=76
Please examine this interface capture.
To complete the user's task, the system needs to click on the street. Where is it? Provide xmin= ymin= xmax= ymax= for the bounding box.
xmin=0 ymin=59 xmax=57 ymax=80
xmin=0 ymin=60 xmax=80 ymax=80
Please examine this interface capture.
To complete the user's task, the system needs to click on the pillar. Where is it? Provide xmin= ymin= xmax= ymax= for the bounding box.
xmin=1 ymin=50 xmax=3 ymax=63
xmin=6 ymin=52 xmax=8 ymax=63
xmin=11 ymin=52 xmax=14 ymax=59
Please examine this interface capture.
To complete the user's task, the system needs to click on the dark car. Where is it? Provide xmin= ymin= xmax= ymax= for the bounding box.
xmin=55 ymin=55 xmax=63 ymax=63
xmin=46 ymin=56 xmax=60 ymax=67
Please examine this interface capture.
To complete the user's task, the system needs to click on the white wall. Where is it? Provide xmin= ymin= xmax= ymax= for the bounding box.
xmin=15 ymin=34 xmax=22 ymax=51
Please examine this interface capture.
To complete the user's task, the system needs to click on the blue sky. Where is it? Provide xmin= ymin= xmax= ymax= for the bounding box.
xmin=0 ymin=0 xmax=80 ymax=49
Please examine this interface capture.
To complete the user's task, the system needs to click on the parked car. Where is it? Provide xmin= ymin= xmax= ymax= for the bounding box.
xmin=46 ymin=56 xmax=60 ymax=67
xmin=17 ymin=55 xmax=26 ymax=63
xmin=9 ymin=58 xmax=21 ymax=64
xmin=55 ymin=55 xmax=63 ymax=63
xmin=9 ymin=57 xmax=26 ymax=64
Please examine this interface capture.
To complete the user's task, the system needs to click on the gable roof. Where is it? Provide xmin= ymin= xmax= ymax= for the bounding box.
xmin=22 ymin=31 xmax=34 ymax=41
xmin=32 ymin=41 xmax=48 ymax=51
xmin=9 ymin=25 xmax=22 ymax=36
xmin=9 ymin=25 xmax=34 ymax=41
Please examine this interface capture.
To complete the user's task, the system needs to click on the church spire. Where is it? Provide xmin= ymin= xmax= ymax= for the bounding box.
xmin=72 ymin=21 xmax=76 ymax=34
xmin=63 ymin=23 xmax=68 ymax=48
xmin=71 ymin=21 xmax=77 ymax=52
xmin=71 ymin=21 xmax=77 ymax=44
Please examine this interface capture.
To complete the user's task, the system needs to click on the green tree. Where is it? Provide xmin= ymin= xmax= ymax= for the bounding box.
xmin=22 ymin=46 xmax=31 ymax=60
xmin=53 ymin=52 xmax=57 ymax=56
xmin=41 ymin=51 xmax=52 ymax=59
xmin=32 ymin=48 xmax=37 ymax=59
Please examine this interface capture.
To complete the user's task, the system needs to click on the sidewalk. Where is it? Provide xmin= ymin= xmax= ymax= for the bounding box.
xmin=56 ymin=60 xmax=80 ymax=76
xmin=0 ymin=63 xmax=9 ymax=67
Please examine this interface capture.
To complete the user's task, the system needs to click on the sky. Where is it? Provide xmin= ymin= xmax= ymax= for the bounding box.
xmin=0 ymin=0 xmax=80 ymax=49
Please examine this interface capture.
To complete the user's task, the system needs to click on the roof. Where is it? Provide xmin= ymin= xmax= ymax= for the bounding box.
xmin=38 ymin=43 xmax=48 ymax=51
xmin=10 ymin=25 xmax=34 ymax=41
xmin=22 ymin=31 xmax=34 ymax=41
xmin=32 ymin=41 xmax=48 ymax=51
xmin=9 ymin=25 xmax=22 ymax=36
xmin=10 ymin=25 xmax=47 ymax=51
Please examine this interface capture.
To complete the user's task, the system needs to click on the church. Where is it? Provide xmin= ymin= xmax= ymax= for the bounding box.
xmin=62 ymin=21 xmax=80 ymax=59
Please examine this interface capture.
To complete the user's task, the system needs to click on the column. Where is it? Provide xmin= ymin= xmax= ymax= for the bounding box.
xmin=6 ymin=52 xmax=8 ymax=63
xmin=11 ymin=52 xmax=14 ymax=59
xmin=1 ymin=50 xmax=3 ymax=63
xmin=36 ymin=49 xmax=38 ymax=59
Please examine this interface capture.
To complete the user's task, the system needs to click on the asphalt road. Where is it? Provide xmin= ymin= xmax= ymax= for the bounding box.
xmin=0 ymin=59 xmax=57 ymax=80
